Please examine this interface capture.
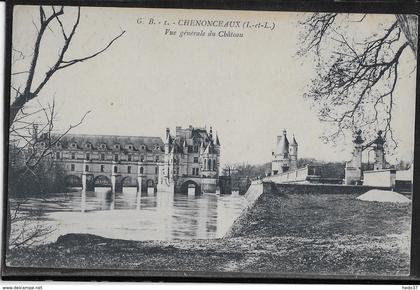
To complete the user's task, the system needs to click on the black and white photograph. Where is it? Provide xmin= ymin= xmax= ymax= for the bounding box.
xmin=2 ymin=3 xmax=418 ymax=280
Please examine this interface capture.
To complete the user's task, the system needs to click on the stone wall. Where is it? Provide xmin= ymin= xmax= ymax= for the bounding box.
xmin=201 ymin=178 xmax=217 ymax=193
xmin=363 ymin=169 xmax=396 ymax=188
xmin=269 ymin=182 xmax=390 ymax=195
xmin=243 ymin=181 xmax=265 ymax=204
xmin=264 ymin=166 xmax=309 ymax=183
xmin=218 ymin=176 xmax=232 ymax=195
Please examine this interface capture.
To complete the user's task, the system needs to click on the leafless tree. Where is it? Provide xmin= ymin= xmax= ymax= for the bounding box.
xmin=10 ymin=6 xmax=125 ymax=125
xmin=7 ymin=5 xmax=125 ymax=250
xmin=298 ymin=13 xmax=417 ymax=148
xmin=8 ymin=100 xmax=91 ymax=249
xmin=222 ymin=163 xmax=238 ymax=177
xmin=8 ymin=198 xmax=56 ymax=250
xmin=9 ymin=100 xmax=89 ymax=194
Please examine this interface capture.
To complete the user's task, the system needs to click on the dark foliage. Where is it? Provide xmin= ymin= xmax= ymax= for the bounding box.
xmin=8 ymin=152 xmax=67 ymax=198
xmin=222 ymin=162 xmax=271 ymax=179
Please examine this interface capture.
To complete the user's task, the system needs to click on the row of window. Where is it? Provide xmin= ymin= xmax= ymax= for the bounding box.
xmin=45 ymin=142 xmax=161 ymax=151
xmin=172 ymin=157 xmax=200 ymax=164
xmin=58 ymin=152 xmax=161 ymax=162
xmin=171 ymin=157 xmax=207 ymax=164
xmin=203 ymin=158 xmax=217 ymax=171
xmin=161 ymin=167 xmax=207 ymax=176
xmin=70 ymin=164 xmax=159 ymax=174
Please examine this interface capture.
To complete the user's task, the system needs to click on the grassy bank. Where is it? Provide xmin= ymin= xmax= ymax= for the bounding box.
xmin=6 ymin=189 xmax=411 ymax=277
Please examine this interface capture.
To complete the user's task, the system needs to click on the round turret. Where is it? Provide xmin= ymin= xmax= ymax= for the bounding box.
xmin=277 ymin=129 xmax=289 ymax=155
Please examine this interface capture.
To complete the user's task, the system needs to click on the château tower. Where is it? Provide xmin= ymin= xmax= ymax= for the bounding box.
xmin=289 ymin=135 xmax=298 ymax=170
xmin=158 ymin=125 xmax=221 ymax=194
xmin=271 ymin=129 xmax=298 ymax=176
xmin=373 ymin=130 xmax=386 ymax=170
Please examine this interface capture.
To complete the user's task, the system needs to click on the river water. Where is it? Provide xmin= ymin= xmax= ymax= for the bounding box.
xmin=12 ymin=188 xmax=250 ymax=244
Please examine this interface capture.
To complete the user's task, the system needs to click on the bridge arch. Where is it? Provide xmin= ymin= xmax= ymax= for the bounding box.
xmin=64 ymin=175 xmax=82 ymax=187
xmin=145 ymin=179 xmax=154 ymax=186
xmin=180 ymin=180 xmax=201 ymax=195
xmin=121 ymin=176 xmax=137 ymax=187
xmin=145 ymin=179 xmax=157 ymax=193
xmin=94 ymin=175 xmax=111 ymax=187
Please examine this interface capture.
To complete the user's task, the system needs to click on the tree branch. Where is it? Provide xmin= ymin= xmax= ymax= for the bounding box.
xmin=9 ymin=6 xmax=125 ymax=126
xmin=298 ymin=13 xmax=415 ymax=147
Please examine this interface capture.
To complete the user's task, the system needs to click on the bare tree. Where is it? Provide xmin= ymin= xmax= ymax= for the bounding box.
xmin=222 ymin=162 xmax=270 ymax=179
xmin=222 ymin=163 xmax=238 ymax=177
xmin=298 ymin=13 xmax=417 ymax=148
xmin=8 ymin=99 xmax=91 ymax=249
xmin=8 ymin=198 xmax=56 ymax=250
xmin=10 ymin=6 xmax=125 ymax=125
xmin=9 ymin=100 xmax=89 ymax=194
xmin=7 ymin=5 xmax=125 ymax=250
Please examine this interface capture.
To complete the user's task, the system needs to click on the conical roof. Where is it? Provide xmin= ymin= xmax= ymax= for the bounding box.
xmin=215 ymin=134 xmax=220 ymax=146
xmin=277 ymin=130 xmax=289 ymax=154
xmin=291 ymin=135 xmax=298 ymax=146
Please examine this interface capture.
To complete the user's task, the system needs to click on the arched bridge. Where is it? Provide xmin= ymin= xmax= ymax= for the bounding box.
xmin=64 ymin=173 xmax=156 ymax=193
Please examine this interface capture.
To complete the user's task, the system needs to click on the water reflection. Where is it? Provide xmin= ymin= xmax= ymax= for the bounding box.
xmin=13 ymin=188 xmax=249 ymax=244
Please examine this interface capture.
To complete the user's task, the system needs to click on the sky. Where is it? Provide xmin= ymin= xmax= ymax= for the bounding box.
xmin=11 ymin=6 xmax=417 ymax=166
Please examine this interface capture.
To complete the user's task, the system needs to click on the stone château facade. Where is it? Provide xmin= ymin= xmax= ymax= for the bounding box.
xmin=158 ymin=125 xmax=220 ymax=194
xmin=39 ymin=133 xmax=165 ymax=192
xmin=36 ymin=125 xmax=220 ymax=194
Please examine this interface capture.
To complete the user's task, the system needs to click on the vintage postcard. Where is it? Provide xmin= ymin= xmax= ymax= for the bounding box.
xmin=3 ymin=3 xmax=418 ymax=280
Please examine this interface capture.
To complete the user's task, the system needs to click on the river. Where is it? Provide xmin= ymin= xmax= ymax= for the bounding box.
xmin=11 ymin=188 xmax=250 ymax=244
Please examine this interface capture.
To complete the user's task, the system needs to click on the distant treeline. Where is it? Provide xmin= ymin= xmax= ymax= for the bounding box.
xmin=8 ymin=146 xmax=68 ymax=198
xmin=222 ymin=162 xmax=271 ymax=179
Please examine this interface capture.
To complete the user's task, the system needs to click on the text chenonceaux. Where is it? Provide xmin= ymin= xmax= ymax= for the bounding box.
xmin=178 ymin=19 xmax=242 ymax=27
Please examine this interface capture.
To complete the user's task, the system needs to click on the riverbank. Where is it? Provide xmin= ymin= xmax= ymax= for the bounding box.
xmin=6 ymin=184 xmax=411 ymax=277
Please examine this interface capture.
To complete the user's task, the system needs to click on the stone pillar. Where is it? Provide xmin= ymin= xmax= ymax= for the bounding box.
xmin=136 ymin=190 xmax=141 ymax=210
xmin=137 ymin=162 xmax=144 ymax=194
xmin=373 ymin=130 xmax=386 ymax=170
xmin=81 ymin=189 xmax=86 ymax=213
xmin=111 ymin=174 xmax=116 ymax=193
xmin=82 ymin=173 xmax=87 ymax=192
xmin=81 ymin=173 xmax=87 ymax=212
xmin=345 ymin=130 xmax=364 ymax=185
xmin=81 ymin=157 xmax=88 ymax=211
xmin=137 ymin=175 xmax=143 ymax=194
xmin=109 ymin=173 xmax=116 ymax=210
